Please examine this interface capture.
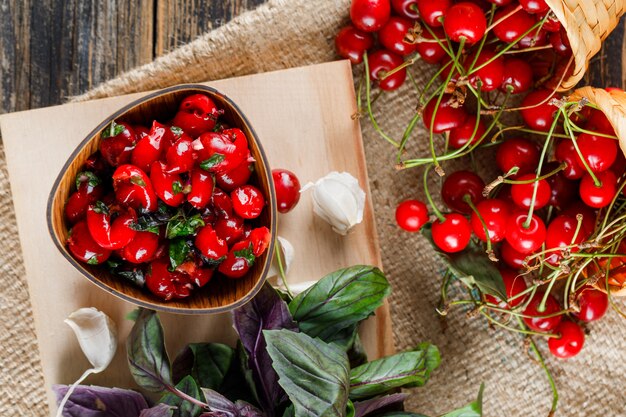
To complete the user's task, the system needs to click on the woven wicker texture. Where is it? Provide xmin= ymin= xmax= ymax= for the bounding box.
xmin=547 ymin=0 xmax=626 ymax=90
xmin=3 ymin=0 xmax=626 ymax=416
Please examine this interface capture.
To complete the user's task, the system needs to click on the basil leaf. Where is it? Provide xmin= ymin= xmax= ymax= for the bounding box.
xmin=264 ymin=329 xmax=350 ymax=417
xmin=234 ymin=244 xmax=255 ymax=267
xmin=232 ymin=283 xmax=298 ymax=414
xmin=199 ymin=389 xmax=264 ymax=417
xmin=131 ymin=205 xmax=176 ymax=234
xmin=440 ymin=383 xmax=484 ymax=417
xmin=422 ymin=225 xmax=506 ymax=300
xmin=92 ymin=200 xmax=110 ymax=215
xmin=108 ymin=260 xmax=146 ymax=287
xmin=288 ymin=265 xmax=390 ymax=341
xmin=140 ymin=404 xmax=175 ymax=417
xmin=166 ymin=214 xmax=205 ymax=239
xmin=348 ymin=343 xmax=441 ymax=400
xmin=75 ymin=171 xmax=100 ymax=189
xmin=171 ymin=126 xmax=183 ymax=137
xmin=52 ymin=384 xmax=149 ymax=416
xmin=103 ymin=120 xmax=126 ymax=138
xmin=169 ymin=239 xmax=191 ymax=270
xmin=127 ymin=309 xmax=173 ymax=392
xmin=200 ymin=153 xmax=225 ymax=170
xmin=173 ymin=181 xmax=183 ymax=195
xmin=353 ymin=393 xmax=408 ymax=417
xmin=159 ymin=375 xmax=204 ymax=417
xmin=172 ymin=343 xmax=235 ymax=390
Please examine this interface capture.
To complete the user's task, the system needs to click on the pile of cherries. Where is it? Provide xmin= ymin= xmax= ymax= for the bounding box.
xmin=65 ymin=93 xmax=301 ymax=301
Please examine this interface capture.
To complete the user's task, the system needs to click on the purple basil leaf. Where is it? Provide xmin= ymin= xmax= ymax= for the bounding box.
xmin=232 ymin=283 xmax=297 ymax=415
xmin=53 ymin=384 xmax=149 ymax=417
xmin=139 ymin=404 xmax=175 ymax=417
xmin=353 ymin=393 xmax=408 ymax=417
xmin=200 ymin=388 xmax=238 ymax=417
xmin=234 ymin=401 xmax=265 ymax=417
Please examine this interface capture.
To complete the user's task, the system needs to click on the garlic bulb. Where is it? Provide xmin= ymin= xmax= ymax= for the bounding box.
xmin=301 ymin=171 xmax=366 ymax=235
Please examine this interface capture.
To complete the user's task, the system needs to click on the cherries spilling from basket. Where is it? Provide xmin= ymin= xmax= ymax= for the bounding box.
xmin=65 ymin=93 xmax=301 ymax=301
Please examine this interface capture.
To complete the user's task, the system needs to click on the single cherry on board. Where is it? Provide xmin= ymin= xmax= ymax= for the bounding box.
xmin=396 ymin=199 xmax=429 ymax=232
xmin=548 ymin=321 xmax=585 ymax=359
xmin=431 ymin=213 xmax=472 ymax=253
xmin=272 ymin=169 xmax=301 ymax=214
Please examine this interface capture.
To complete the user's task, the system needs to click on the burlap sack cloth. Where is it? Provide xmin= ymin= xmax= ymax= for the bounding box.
xmin=3 ymin=0 xmax=626 ymax=415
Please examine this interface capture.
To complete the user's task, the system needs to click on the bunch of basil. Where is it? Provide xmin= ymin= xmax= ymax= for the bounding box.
xmin=54 ymin=265 xmax=483 ymax=417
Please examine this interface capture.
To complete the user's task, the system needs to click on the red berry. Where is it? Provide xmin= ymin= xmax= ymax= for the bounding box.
xmin=485 ymin=268 xmax=528 ymax=308
xmin=379 ymin=16 xmax=417 ymax=56
xmin=500 ymin=58 xmax=533 ymax=94
xmin=350 ymin=0 xmax=391 ymax=32
xmin=500 ymin=240 xmax=527 ymax=270
xmin=146 ymin=259 xmax=193 ymax=301
xmin=150 ymin=161 xmax=186 ymax=207
xmin=545 ymin=215 xmax=585 ymax=265
xmin=543 ymin=161 xmax=577 ymax=209
xmin=195 ymin=225 xmax=228 ymax=261
xmin=211 ymin=188 xmax=234 ymax=216
xmin=67 ymin=220 xmax=112 ymax=265
xmin=65 ymin=172 xmax=104 ymax=224
xmin=586 ymin=108 xmax=615 ymax=135
xmin=431 ymin=213 xmax=472 ymax=253
xmin=519 ymin=0 xmax=549 ymax=14
xmin=248 ymin=227 xmax=272 ymax=257
xmin=574 ymin=287 xmax=609 ymax=322
xmin=416 ymin=0 xmax=451 ymax=27
xmin=131 ymin=121 xmax=170 ymax=173
xmin=510 ymin=174 xmax=551 ymax=209
xmin=496 ymin=137 xmax=539 ymax=177
xmin=195 ymin=129 xmax=249 ymax=174
xmin=505 ymin=211 xmax=546 ymax=254
xmin=187 ymin=168 xmax=215 ymax=209
xmin=415 ymin=26 xmax=447 ymax=64
xmin=214 ymin=214 xmax=245 ymax=245
xmin=441 ymin=170 xmax=485 ymax=214
xmin=391 ymin=0 xmax=419 ymax=19
xmin=423 ymin=94 xmax=468 ymax=133
xmin=86 ymin=204 xmax=137 ymax=250
xmin=216 ymin=159 xmax=253 ymax=192
xmin=164 ymin=134 xmax=194 ymax=174
xmin=549 ymin=31 xmax=571 ymax=56
xmin=516 ymin=28 xmax=548 ymax=49
xmin=396 ymin=199 xmax=429 ymax=232
xmin=520 ymin=89 xmax=559 ymax=131
xmin=120 ymin=231 xmax=160 ymax=264
xmin=561 ymin=202 xmax=597 ymax=236
xmin=448 ymin=115 xmax=486 ymax=149
xmin=368 ymin=50 xmax=406 ymax=91
xmin=272 ymin=169 xmax=301 ymax=214
xmin=112 ymin=164 xmax=158 ymax=212
xmin=539 ymin=11 xmax=561 ymax=32
xmin=171 ymin=94 xmax=220 ymax=137
xmin=465 ymin=50 xmax=504 ymax=91
xmin=576 ymin=133 xmax=618 ymax=173
xmin=523 ymin=291 xmax=562 ymax=332
xmin=100 ymin=121 xmax=136 ymax=167
xmin=555 ymin=139 xmax=586 ymax=179
xmin=443 ymin=2 xmax=486 ymax=44
xmin=231 ymin=185 xmax=265 ymax=219
xmin=493 ymin=5 xmax=535 ymax=43
xmin=548 ymin=321 xmax=585 ymax=359
xmin=470 ymin=199 xmax=510 ymax=243
xmin=335 ymin=25 xmax=375 ymax=64
xmin=579 ymin=170 xmax=617 ymax=208
xmin=218 ymin=240 xmax=255 ymax=279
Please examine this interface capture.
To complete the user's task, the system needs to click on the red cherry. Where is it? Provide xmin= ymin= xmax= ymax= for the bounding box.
xmin=396 ymin=199 xmax=429 ymax=232
xmin=576 ymin=133 xmax=618 ymax=173
xmin=146 ymin=259 xmax=193 ymax=301
xmin=335 ymin=25 xmax=375 ymax=64
xmin=574 ymin=287 xmax=609 ymax=322
xmin=465 ymin=50 xmax=504 ymax=92
xmin=500 ymin=240 xmax=527 ymax=270
xmin=391 ymin=0 xmax=419 ymax=19
xmin=516 ymin=27 xmax=548 ymax=49
xmin=67 ymin=220 xmax=112 ymax=264
xmin=549 ymin=31 xmax=571 ymax=56
xmin=195 ymin=225 xmax=228 ymax=261
xmin=379 ymin=17 xmax=417 ymax=56
xmin=496 ymin=137 xmax=539 ymax=177
xmin=99 ymin=121 xmax=136 ymax=167
xmin=231 ymin=185 xmax=265 ymax=219
xmin=248 ymin=227 xmax=271 ymax=257
xmin=65 ymin=172 xmax=104 ymax=224
xmin=416 ymin=0 xmax=451 ymax=27
xmin=579 ymin=170 xmax=617 ymax=208
xmin=187 ymin=168 xmax=214 ymax=209
xmin=561 ymin=202 xmax=597 ymax=237
xmin=486 ymin=0 xmax=513 ymax=4
xmin=211 ymin=188 xmax=234 ymax=216
xmin=471 ymin=199 xmax=510 ymax=243
xmin=195 ymin=129 xmax=249 ymax=174
xmin=505 ymin=211 xmax=546 ymax=254
xmin=543 ymin=161 xmax=578 ymax=209
xmin=538 ymin=11 xmax=561 ymax=32
xmin=485 ymin=268 xmax=528 ymax=308
xmin=523 ymin=291 xmax=562 ymax=332
xmin=423 ymin=94 xmax=468 ymax=133
xmin=218 ymin=240 xmax=255 ymax=279
xmin=272 ymin=169 xmax=301 ymax=214
xmin=431 ymin=213 xmax=472 ymax=253
xmin=368 ymin=50 xmax=406 ymax=91
xmin=554 ymin=139 xmax=586 ymax=179
xmin=586 ymin=108 xmax=615 ymax=135
xmin=448 ymin=115 xmax=486 ymax=149
xmin=441 ymin=170 xmax=485 ymax=214
xmin=214 ymin=214 xmax=245 ymax=245
xmin=493 ymin=5 xmax=535 ymax=43
xmin=510 ymin=174 xmax=551 ymax=209
xmin=83 ymin=153 xmax=108 ymax=176
xmin=65 ymin=191 xmax=92 ymax=224
xmin=112 ymin=164 xmax=158 ymax=212
xmin=217 ymin=160 xmax=253 ymax=192
xmin=548 ymin=321 xmax=585 ymax=359
xmin=500 ymin=58 xmax=533 ymax=94
xmin=164 ymin=134 xmax=194 ymax=174
xmin=171 ymin=94 xmax=220 ymax=137
xmin=86 ymin=204 xmax=137 ymax=250
xmin=131 ymin=122 xmax=170 ymax=173
xmin=545 ymin=215 xmax=585 ymax=265
xmin=443 ymin=2 xmax=486 ymax=44
xmin=519 ymin=0 xmax=549 ymax=13
xmin=120 ymin=231 xmax=160 ymax=264
xmin=150 ymin=161 xmax=186 ymax=207
xmin=521 ymin=89 xmax=560 ymax=131
xmin=415 ymin=26 xmax=447 ymax=64
xmin=350 ymin=0 xmax=391 ymax=32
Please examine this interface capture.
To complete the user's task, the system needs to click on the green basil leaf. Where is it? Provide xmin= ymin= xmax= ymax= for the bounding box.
xmin=172 ymin=343 xmax=235 ymax=390
xmin=172 ymin=181 xmax=183 ymax=195
xmin=288 ymin=265 xmax=390 ymax=341
xmin=233 ymin=244 xmax=255 ymax=267
xmin=264 ymin=329 xmax=350 ymax=417
xmin=348 ymin=343 xmax=441 ymax=400
xmin=102 ymin=120 xmax=126 ymax=138
xmin=170 ymin=126 xmax=183 ymax=137
xmin=166 ymin=214 xmax=205 ymax=239
xmin=159 ymin=375 xmax=204 ymax=417
xmin=92 ymin=200 xmax=109 ymax=215
xmin=126 ymin=309 xmax=173 ymax=393
xmin=422 ymin=225 xmax=506 ymax=300
xmin=439 ymin=383 xmax=484 ymax=417
xmin=75 ymin=171 xmax=100 ymax=189
xmin=131 ymin=175 xmax=147 ymax=187
xmin=169 ymin=239 xmax=191 ymax=271
xmin=200 ymin=153 xmax=225 ymax=170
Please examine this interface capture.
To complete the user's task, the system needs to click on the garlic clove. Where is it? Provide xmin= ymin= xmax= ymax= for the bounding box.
xmin=64 ymin=307 xmax=118 ymax=373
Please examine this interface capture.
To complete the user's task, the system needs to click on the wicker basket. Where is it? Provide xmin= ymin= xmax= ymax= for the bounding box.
xmin=547 ymin=0 xmax=626 ymax=91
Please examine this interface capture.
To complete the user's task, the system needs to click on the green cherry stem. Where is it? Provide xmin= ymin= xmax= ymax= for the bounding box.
xmin=464 ymin=194 xmax=496 ymax=259
xmin=502 ymin=163 xmax=566 ymax=185
xmin=423 ymin=165 xmax=446 ymax=222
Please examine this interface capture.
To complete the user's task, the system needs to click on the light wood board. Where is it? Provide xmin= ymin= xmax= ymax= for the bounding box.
xmin=0 ymin=60 xmax=394 ymax=415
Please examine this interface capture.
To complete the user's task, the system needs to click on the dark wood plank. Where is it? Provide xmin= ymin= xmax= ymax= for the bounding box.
xmin=155 ymin=0 xmax=267 ymax=56
xmin=584 ymin=19 xmax=625 ymax=89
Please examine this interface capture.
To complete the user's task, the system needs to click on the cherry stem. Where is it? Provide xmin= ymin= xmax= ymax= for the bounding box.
xmin=463 ymin=194 xmax=495 ymax=258
xmin=562 ymin=113 xmax=601 ymax=186
xmin=479 ymin=310 xmax=558 ymax=338
xmin=502 ymin=45 xmax=554 ymax=54
xmin=423 ymin=165 xmax=446 ymax=223
xmin=485 ymin=4 xmax=522 ymax=33
xmin=503 ymin=163 xmax=566 ymax=184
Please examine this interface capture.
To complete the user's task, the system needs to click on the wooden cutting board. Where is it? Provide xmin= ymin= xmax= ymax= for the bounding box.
xmin=0 ymin=60 xmax=394 ymax=415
